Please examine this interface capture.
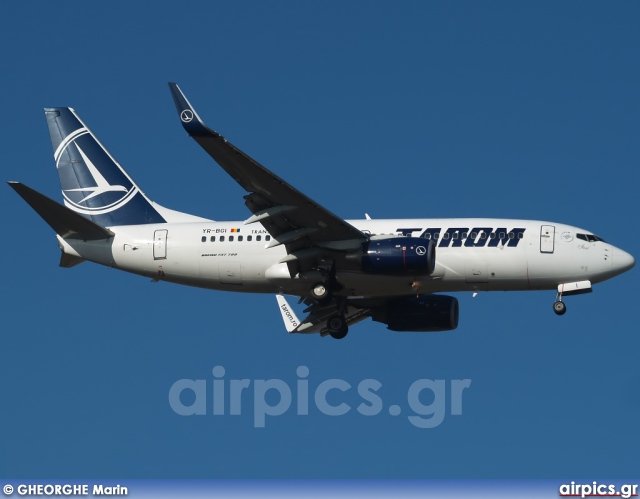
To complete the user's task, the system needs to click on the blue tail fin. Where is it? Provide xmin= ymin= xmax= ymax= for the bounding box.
xmin=45 ymin=108 xmax=166 ymax=226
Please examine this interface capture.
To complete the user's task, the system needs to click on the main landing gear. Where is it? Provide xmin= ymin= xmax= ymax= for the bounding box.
xmin=327 ymin=314 xmax=348 ymax=340
xmin=309 ymin=259 xmax=349 ymax=339
xmin=310 ymin=280 xmax=349 ymax=338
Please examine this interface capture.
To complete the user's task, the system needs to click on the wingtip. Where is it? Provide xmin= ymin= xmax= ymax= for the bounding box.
xmin=168 ymin=82 xmax=186 ymax=103
xmin=168 ymin=82 xmax=190 ymax=113
xmin=168 ymin=82 xmax=214 ymax=137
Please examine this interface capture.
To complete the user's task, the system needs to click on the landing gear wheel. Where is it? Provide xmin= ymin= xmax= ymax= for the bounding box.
xmin=310 ymin=282 xmax=332 ymax=304
xmin=553 ymin=301 xmax=567 ymax=316
xmin=327 ymin=315 xmax=348 ymax=339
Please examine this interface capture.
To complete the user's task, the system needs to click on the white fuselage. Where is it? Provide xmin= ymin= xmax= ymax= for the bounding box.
xmin=58 ymin=218 xmax=631 ymax=299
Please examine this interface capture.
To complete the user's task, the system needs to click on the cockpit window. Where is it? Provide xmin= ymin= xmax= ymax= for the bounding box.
xmin=576 ymin=233 xmax=606 ymax=243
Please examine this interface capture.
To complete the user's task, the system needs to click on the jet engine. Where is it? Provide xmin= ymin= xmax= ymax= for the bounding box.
xmin=347 ymin=237 xmax=436 ymax=275
xmin=370 ymin=294 xmax=459 ymax=332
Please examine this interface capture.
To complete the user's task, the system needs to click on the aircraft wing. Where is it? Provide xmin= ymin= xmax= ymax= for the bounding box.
xmin=168 ymin=83 xmax=368 ymax=251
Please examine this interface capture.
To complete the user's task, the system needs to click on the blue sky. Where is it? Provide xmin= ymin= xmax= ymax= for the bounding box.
xmin=1 ymin=1 xmax=638 ymax=479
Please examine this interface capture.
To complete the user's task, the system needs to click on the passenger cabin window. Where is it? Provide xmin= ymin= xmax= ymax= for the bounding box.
xmin=247 ymin=235 xmax=252 ymax=241
xmin=201 ymin=236 xmax=206 ymax=242
xmin=210 ymin=236 xmax=215 ymax=242
xmin=220 ymin=236 xmax=225 ymax=242
xmin=257 ymin=235 xmax=261 ymax=241
xmin=266 ymin=235 xmax=271 ymax=241
xmin=229 ymin=236 xmax=234 ymax=242
xmin=238 ymin=235 xmax=243 ymax=241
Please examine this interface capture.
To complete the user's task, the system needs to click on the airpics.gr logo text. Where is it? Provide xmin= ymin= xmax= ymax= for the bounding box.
xmin=168 ymin=366 xmax=471 ymax=428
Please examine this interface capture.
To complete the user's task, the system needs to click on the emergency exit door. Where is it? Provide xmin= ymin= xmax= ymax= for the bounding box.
xmin=540 ymin=225 xmax=555 ymax=253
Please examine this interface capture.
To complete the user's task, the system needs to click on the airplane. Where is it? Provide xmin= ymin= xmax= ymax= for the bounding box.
xmin=8 ymin=83 xmax=635 ymax=339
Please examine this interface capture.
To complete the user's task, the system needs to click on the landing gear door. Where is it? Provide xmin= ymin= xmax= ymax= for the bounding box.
xmin=153 ymin=229 xmax=168 ymax=260
xmin=540 ymin=225 xmax=555 ymax=253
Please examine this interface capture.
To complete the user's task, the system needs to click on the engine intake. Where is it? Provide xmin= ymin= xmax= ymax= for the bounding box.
xmin=371 ymin=294 xmax=459 ymax=332
xmin=358 ymin=237 xmax=435 ymax=275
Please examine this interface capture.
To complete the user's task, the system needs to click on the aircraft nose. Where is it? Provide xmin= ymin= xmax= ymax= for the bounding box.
xmin=613 ymin=247 xmax=635 ymax=274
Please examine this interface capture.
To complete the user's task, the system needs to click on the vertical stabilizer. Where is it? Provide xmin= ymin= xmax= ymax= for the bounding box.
xmin=45 ymin=108 xmax=166 ymax=226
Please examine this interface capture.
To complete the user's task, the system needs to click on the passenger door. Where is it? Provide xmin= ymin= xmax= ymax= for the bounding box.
xmin=540 ymin=225 xmax=555 ymax=253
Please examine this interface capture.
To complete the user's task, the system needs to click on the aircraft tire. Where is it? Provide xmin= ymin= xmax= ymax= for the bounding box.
xmin=553 ymin=301 xmax=567 ymax=316
xmin=328 ymin=315 xmax=348 ymax=339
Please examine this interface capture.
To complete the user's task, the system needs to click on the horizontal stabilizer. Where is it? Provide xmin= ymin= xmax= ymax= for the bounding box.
xmin=8 ymin=182 xmax=115 ymax=240
xmin=59 ymin=253 xmax=85 ymax=268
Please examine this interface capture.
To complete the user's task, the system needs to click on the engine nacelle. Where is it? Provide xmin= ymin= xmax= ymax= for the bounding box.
xmin=371 ymin=294 xmax=459 ymax=332
xmin=359 ymin=237 xmax=436 ymax=275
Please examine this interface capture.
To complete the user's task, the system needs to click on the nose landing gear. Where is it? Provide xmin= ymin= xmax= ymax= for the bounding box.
xmin=552 ymin=281 xmax=592 ymax=316
xmin=553 ymin=299 xmax=567 ymax=316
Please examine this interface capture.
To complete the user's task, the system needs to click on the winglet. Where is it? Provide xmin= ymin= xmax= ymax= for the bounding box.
xmin=276 ymin=295 xmax=302 ymax=333
xmin=168 ymin=82 xmax=214 ymax=137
